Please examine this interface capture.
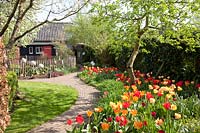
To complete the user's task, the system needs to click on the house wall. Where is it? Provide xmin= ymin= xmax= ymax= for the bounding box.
xmin=20 ymin=45 xmax=56 ymax=59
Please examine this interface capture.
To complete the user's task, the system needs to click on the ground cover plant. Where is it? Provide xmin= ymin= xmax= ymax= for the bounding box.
xmin=5 ymin=81 xmax=78 ymax=133
xmin=68 ymin=66 xmax=200 ymax=133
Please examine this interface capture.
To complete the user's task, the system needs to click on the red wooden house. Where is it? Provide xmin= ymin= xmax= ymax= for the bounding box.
xmin=20 ymin=22 xmax=72 ymax=60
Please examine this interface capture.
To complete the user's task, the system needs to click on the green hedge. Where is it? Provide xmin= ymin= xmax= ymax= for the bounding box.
xmin=7 ymin=71 xmax=18 ymax=111
xmin=106 ymin=39 xmax=200 ymax=81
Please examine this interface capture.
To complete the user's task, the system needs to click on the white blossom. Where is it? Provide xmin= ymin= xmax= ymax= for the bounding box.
xmin=30 ymin=61 xmax=36 ymax=66
xmin=21 ymin=58 xmax=27 ymax=63
xmin=38 ymin=63 xmax=44 ymax=68
xmin=90 ymin=61 xmax=95 ymax=66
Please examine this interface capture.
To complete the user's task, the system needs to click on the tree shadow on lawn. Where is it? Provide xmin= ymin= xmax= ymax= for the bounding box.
xmin=5 ymin=86 xmax=77 ymax=133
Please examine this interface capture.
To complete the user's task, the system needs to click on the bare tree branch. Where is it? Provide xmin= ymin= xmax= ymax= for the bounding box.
xmin=8 ymin=0 xmax=35 ymax=47
xmin=51 ymin=0 xmax=90 ymax=22
xmin=50 ymin=5 xmax=74 ymax=14
xmin=6 ymin=2 xmax=52 ymax=49
xmin=0 ymin=0 xmax=20 ymax=36
xmin=148 ymin=26 xmax=160 ymax=30
xmin=13 ymin=20 xmax=48 ymax=43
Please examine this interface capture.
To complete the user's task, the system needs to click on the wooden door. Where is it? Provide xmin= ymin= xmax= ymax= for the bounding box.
xmin=43 ymin=46 xmax=52 ymax=58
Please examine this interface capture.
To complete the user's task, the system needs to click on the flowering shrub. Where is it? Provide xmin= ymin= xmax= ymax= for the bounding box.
xmin=26 ymin=63 xmax=48 ymax=77
xmin=0 ymin=38 xmax=10 ymax=132
xmin=70 ymin=67 xmax=200 ymax=133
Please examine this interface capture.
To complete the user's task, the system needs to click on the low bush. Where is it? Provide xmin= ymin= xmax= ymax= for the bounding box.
xmin=6 ymin=71 xmax=18 ymax=111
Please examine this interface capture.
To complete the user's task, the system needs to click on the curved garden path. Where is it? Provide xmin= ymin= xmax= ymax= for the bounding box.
xmin=25 ymin=72 xmax=100 ymax=133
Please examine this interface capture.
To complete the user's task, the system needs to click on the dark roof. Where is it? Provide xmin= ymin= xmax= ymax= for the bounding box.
xmin=34 ymin=22 xmax=72 ymax=42
xmin=29 ymin=41 xmax=55 ymax=46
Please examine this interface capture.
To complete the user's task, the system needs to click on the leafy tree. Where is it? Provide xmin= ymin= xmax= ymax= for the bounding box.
xmin=68 ymin=14 xmax=112 ymax=63
xmin=92 ymin=0 xmax=200 ymax=83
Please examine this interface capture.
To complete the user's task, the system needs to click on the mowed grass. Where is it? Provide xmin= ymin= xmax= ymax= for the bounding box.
xmin=5 ymin=81 xmax=78 ymax=133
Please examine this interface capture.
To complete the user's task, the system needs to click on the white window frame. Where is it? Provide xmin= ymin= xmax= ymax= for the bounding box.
xmin=29 ymin=47 xmax=33 ymax=54
xmin=36 ymin=47 xmax=42 ymax=54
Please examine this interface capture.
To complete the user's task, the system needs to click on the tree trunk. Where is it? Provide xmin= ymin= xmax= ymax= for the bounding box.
xmin=126 ymin=38 xmax=140 ymax=84
xmin=0 ymin=37 xmax=10 ymax=132
xmin=156 ymin=62 xmax=165 ymax=77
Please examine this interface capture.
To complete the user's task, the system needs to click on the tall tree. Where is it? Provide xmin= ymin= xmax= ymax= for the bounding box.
xmin=68 ymin=14 xmax=111 ymax=56
xmin=92 ymin=0 xmax=200 ymax=83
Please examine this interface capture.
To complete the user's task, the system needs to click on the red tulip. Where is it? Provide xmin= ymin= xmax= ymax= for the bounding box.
xmin=146 ymin=92 xmax=154 ymax=100
xmin=158 ymin=130 xmax=165 ymax=133
xmin=151 ymin=111 xmax=156 ymax=118
xmin=115 ymin=116 xmax=121 ymax=122
xmin=134 ymin=90 xmax=141 ymax=97
xmin=142 ymin=102 xmax=146 ymax=107
xmin=143 ymin=121 xmax=148 ymax=126
xmin=163 ymin=102 xmax=171 ymax=110
xmin=66 ymin=119 xmax=72 ymax=125
xmin=176 ymin=81 xmax=183 ymax=87
xmin=107 ymin=117 xmax=112 ymax=122
xmin=122 ymin=102 xmax=130 ymax=109
xmin=119 ymin=116 xmax=128 ymax=126
xmin=76 ymin=114 xmax=84 ymax=124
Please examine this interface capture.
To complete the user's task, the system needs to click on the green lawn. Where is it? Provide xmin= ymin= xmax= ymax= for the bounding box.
xmin=5 ymin=81 xmax=78 ymax=133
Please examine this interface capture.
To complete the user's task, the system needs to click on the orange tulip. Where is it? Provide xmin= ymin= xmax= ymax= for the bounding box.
xmin=134 ymin=121 xmax=143 ymax=129
xmin=121 ymin=109 xmax=128 ymax=116
xmin=114 ymin=108 xmax=121 ymax=114
xmin=130 ymin=109 xmax=137 ymax=116
xmin=131 ymin=85 xmax=138 ymax=91
xmin=132 ymin=96 xmax=139 ymax=102
xmin=86 ymin=110 xmax=93 ymax=117
xmin=101 ymin=122 xmax=110 ymax=131
xmin=124 ymin=85 xmax=130 ymax=90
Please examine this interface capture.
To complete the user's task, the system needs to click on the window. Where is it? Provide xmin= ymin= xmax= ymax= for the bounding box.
xmin=36 ymin=47 xmax=42 ymax=54
xmin=29 ymin=47 xmax=33 ymax=54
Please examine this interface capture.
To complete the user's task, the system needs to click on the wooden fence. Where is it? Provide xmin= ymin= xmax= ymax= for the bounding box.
xmin=7 ymin=56 xmax=76 ymax=77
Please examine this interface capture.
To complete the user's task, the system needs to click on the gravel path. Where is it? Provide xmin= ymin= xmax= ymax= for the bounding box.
xmin=25 ymin=72 xmax=100 ymax=133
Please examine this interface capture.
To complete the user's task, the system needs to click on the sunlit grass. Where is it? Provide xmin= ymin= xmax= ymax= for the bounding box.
xmin=5 ymin=81 xmax=78 ymax=133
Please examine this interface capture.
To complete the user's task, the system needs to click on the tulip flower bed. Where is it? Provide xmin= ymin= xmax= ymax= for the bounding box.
xmin=68 ymin=66 xmax=200 ymax=133
xmin=78 ymin=66 xmax=119 ymax=85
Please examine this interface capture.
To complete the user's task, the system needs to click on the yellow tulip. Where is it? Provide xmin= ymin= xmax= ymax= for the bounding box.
xmin=155 ymin=118 xmax=164 ymax=126
xmin=175 ymin=113 xmax=181 ymax=119
xmin=171 ymin=104 xmax=177 ymax=111
xmin=149 ymin=98 xmax=155 ymax=104
xmin=94 ymin=107 xmax=103 ymax=113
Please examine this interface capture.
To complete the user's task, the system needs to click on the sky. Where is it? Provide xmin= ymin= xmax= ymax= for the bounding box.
xmin=35 ymin=0 xmax=90 ymax=22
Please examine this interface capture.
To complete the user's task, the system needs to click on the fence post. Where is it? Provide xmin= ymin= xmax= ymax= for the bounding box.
xmin=0 ymin=37 xmax=10 ymax=132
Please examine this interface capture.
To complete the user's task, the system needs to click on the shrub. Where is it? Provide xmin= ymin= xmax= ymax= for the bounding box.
xmin=0 ymin=38 xmax=10 ymax=132
xmin=7 ymin=71 xmax=18 ymax=111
